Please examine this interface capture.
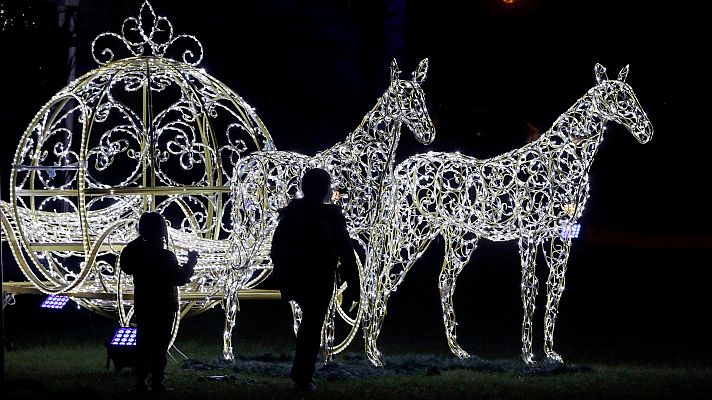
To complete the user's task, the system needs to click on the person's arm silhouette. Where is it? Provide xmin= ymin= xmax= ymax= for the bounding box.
xmin=164 ymin=250 xmax=198 ymax=285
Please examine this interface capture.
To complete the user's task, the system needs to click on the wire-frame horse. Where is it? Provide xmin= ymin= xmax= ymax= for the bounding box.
xmin=222 ymin=59 xmax=435 ymax=361
xmin=365 ymin=64 xmax=653 ymax=366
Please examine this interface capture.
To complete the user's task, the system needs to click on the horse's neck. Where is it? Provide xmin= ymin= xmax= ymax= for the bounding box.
xmin=321 ymin=95 xmax=401 ymax=174
xmin=348 ymin=96 xmax=400 ymax=150
xmin=541 ymin=90 xmax=606 ymax=171
xmin=525 ymin=90 xmax=609 ymax=219
xmin=318 ymin=92 xmax=401 ymax=229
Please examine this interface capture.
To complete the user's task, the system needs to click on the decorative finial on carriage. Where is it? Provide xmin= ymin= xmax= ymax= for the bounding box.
xmin=91 ymin=1 xmax=204 ymax=66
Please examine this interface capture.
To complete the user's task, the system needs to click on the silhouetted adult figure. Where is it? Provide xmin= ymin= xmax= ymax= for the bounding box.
xmin=271 ymin=168 xmax=358 ymax=392
xmin=120 ymin=212 xmax=198 ymax=393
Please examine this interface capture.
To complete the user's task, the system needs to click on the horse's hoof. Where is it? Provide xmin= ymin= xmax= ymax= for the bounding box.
xmin=545 ymin=352 xmax=564 ymax=365
xmin=523 ymin=355 xmax=538 ymax=367
xmin=453 ymin=348 xmax=472 ymax=359
xmin=367 ymin=351 xmax=385 ymax=367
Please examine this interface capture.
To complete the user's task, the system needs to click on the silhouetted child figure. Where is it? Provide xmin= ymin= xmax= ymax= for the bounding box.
xmin=270 ymin=168 xmax=358 ymax=392
xmin=120 ymin=212 xmax=198 ymax=393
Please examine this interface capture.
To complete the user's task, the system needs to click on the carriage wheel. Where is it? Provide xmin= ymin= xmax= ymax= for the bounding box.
xmin=321 ymin=245 xmax=365 ymax=358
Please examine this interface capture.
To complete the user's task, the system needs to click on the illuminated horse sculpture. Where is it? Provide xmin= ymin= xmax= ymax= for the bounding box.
xmin=365 ymin=65 xmax=653 ymax=366
xmin=221 ymin=59 xmax=435 ymax=360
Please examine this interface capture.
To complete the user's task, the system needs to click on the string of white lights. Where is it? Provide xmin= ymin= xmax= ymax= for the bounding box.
xmin=91 ymin=1 xmax=203 ymax=66
xmin=362 ymin=65 xmax=653 ymax=366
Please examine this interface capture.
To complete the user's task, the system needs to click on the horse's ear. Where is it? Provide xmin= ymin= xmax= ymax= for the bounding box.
xmin=595 ymin=63 xmax=608 ymax=83
xmin=412 ymin=58 xmax=429 ymax=84
xmin=390 ymin=59 xmax=401 ymax=82
xmin=618 ymin=65 xmax=629 ymax=82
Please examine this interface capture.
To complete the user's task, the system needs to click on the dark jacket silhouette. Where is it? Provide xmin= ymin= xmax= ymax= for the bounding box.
xmin=270 ymin=168 xmax=358 ymax=391
xmin=120 ymin=212 xmax=197 ymax=392
xmin=271 ymin=198 xmax=358 ymax=301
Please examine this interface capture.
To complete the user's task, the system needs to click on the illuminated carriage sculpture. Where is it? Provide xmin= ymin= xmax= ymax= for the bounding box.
xmin=0 ymin=1 xmax=434 ymax=361
xmin=0 ymin=2 xmax=278 ymax=350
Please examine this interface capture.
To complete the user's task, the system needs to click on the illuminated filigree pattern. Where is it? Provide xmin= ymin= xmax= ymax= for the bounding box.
xmin=363 ymin=65 xmax=653 ymax=366
xmin=224 ymin=59 xmax=435 ymax=360
xmin=92 ymin=1 xmax=203 ymax=66
xmin=1 ymin=1 xmax=654 ymax=369
xmin=0 ymin=2 xmax=272 ymax=334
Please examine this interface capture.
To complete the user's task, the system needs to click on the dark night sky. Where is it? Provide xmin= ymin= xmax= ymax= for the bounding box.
xmin=1 ymin=0 xmax=708 ymax=236
xmin=0 ymin=0 xmax=710 ymax=363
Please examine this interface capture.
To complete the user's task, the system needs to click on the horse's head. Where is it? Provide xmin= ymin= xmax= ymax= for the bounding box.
xmin=592 ymin=64 xmax=653 ymax=144
xmin=388 ymin=59 xmax=436 ymax=145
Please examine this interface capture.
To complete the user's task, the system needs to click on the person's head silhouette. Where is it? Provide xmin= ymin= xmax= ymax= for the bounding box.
xmin=138 ymin=212 xmax=168 ymax=244
xmin=301 ymin=168 xmax=332 ymax=203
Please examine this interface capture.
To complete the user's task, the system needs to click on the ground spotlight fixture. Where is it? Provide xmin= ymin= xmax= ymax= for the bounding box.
xmin=110 ymin=327 xmax=137 ymax=346
xmin=40 ymin=295 xmax=70 ymax=309
xmin=106 ymin=327 xmax=138 ymax=371
xmin=560 ymin=223 xmax=582 ymax=239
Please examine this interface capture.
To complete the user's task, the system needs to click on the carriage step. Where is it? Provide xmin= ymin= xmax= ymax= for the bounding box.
xmin=28 ymin=242 xmax=127 ymax=251
xmin=2 ymin=281 xmax=281 ymax=301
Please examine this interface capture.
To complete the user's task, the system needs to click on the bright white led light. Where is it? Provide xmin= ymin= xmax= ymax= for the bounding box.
xmin=560 ymin=223 xmax=581 ymax=239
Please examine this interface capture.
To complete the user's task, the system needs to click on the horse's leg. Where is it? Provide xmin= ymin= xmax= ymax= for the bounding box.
xmin=364 ymin=226 xmax=433 ymax=366
xmin=222 ymin=282 xmax=239 ymax=361
xmin=542 ymin=235 xmax=572 ymax=364
xmin=362 ymin=235 xmax=398 ymax=367
xmin=289 ymin=301 xmax=303 ymax=337
xmin=438 ymin=227 xmax=478 ymax=359
xmin=359 ymin=223 xmax=384 ymax=366
xmin=362 ymin=205 xmax=404 ymax=366
xmin=320 ymin=286 xmax=338 ymax=363
xmin=361 ymin=245 xmax=384 ymax=366
xmin=363 ymin=272 xmax=392 ymax=367
xmin=518 ymin=237 xmax=539 ymax=366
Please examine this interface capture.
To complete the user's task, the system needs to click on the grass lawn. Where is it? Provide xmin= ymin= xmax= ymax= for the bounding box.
xmin=5 ymin=242 xmax=711 ymax=399
xmin=6 ymin=338 xmax=712 ymax=400
xmin=4 ymin=300 xmax=712 ymax=400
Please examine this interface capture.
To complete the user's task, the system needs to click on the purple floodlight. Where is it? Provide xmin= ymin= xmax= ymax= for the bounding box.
xmin=40 ymin=295 xmax=70 ymax=309
xmin=110 ymin=327 xmax=137 ymax=346
xmin=560 ymin=223 xmax=582 ymax=239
